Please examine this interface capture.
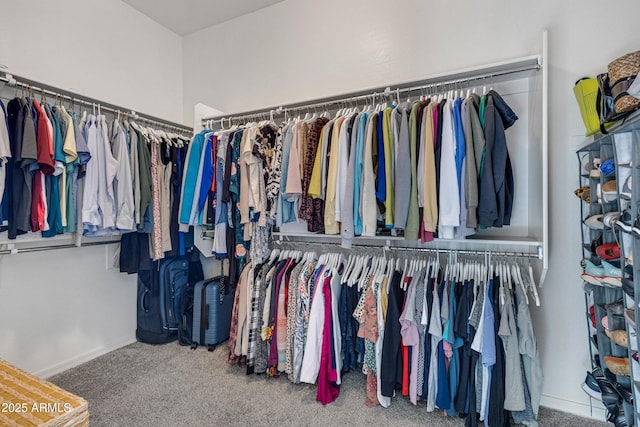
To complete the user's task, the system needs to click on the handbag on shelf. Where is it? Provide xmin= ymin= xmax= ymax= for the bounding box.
xmin=574 ymin=77 xmax=601 ymax=136
xmin=608 ymin=50 xmax=640 ymax=115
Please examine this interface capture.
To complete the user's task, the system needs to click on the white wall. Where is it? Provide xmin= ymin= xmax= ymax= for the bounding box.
xmin=0 ymin=0 xmax=184 ymax=377
xmin=182 ymin=0 xmax=640 ymax=418
xmin=0 ymin=0 xmax=183 ymax=123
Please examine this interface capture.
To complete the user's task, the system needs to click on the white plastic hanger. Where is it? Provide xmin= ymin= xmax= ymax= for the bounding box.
xmin=513 ymin=263 xmax=529 ymax=305
xmin=343 ymin=254 xmax=355 ymax=282
xmin=527 ymin=262 xmax=540 ymax=306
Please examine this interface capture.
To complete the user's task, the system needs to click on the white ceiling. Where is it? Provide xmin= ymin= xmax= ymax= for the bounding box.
xmin=122 ymin=0 xmax=284 ymax=36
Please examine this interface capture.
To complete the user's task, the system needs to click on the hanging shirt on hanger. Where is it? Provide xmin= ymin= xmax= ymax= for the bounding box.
xmin=324 ymin=116 xmax=346 ymax=234
xmin=438 ymin=100 xmax=459 ymax=239
xmin=0 ymin=101 xmax=11 ymax=226
xmin=393 ymin=104 xmax=411 ymax=231
xmin=178 ymin=130 xmax=206 ymax=232
xmin=111 ymin=119 xmax=135 ymax=231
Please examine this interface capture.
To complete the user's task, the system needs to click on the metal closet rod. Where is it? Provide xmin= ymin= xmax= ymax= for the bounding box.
xmin=0 ymin=72 xmax=193 ymax=134
xmin=271 ymin=240 xmax=538 ymax=259
xmin=202 ymin=61 xmax=540 ymax=125
xmin=0 ymin=239 xmax=119 ymax=255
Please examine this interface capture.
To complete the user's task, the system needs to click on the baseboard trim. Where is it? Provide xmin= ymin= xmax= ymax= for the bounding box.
xmin=540 ymin=393 xmax=607 ymax=421
xmin=35 ymin=336 xmax=137 ymax=379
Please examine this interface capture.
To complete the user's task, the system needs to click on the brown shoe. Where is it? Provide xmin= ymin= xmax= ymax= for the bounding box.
xmin=604 ymin=356 xmax=631 ymax=376
xmin=608 ymin=330 xmax=628 ymax=348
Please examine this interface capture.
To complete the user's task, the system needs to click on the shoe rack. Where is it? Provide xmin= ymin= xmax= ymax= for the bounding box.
xmin=578 ymin=121 xmax=640 ymax=426
xmin=615 ymin=128 xmax=640 ymax=426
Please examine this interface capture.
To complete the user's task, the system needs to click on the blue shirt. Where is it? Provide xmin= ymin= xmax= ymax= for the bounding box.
xmin=197 ymin=133 xmax=214 ymax=219
xmin=353 ymin=112 xmax=368 ymax=235
xmin=178 ymin=130 xmax=207 ymax=225
xmin=375 ymin=112 xmax=386 ymax=202
xmin=453 ymin=98 xmax=466 ymax=196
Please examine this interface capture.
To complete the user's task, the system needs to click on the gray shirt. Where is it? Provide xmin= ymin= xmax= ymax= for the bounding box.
xmin=393 ymin=102 xmax=411 ymax=230
xmin=341 ymin=114 xmax=361 ymax=248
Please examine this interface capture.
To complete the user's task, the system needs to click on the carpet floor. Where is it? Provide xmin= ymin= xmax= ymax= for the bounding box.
xmin=49 ymin=342 xmax=608 ymax=427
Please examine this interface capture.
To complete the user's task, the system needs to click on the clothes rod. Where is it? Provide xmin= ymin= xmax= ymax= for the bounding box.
xmin=271 ymin=239 xmax=539 ymax=259
xmin=0 ymin=239 xmax=119 ymax=255
xmin=201 ymin=55 xmax=541 ymax=124
xmin=0 ymin=72 xmax=193 ymax=134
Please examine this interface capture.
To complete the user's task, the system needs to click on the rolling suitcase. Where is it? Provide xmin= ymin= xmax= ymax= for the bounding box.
xmin=192 ymin=261 xmax=233 ymax=350
xmin=137 ymin=257 xmax=189 ymax=344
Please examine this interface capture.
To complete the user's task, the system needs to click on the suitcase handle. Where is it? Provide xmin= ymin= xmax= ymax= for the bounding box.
xmin=141 ymin=290 xmax=150 ymax=312
xmin=204 ymin=304 xmax=209 ymax=330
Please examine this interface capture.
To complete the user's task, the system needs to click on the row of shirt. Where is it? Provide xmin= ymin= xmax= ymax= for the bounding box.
xmin=178 ymin=124 xmax=279 ymax=282
xmin=181 ymin=90 xmax=518 ymax=273
xmin=0 ymin=96 xmax=192 ymax=262
xmin=0 ymin=97 xmax=90 ymax=237
xmin=274 ymin=90 xmax=518 ymax=244
xmin=225 ymin=250 xmax=542 ymax=426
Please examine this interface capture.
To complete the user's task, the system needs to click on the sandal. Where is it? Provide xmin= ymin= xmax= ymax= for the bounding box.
xmin=575 ymin=186 xmax=591 ymax=203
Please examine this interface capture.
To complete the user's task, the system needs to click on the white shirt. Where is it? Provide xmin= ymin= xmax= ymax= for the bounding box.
xmin=438 ymin=100 xmax=460 ymax=239
xmin=98 ymin=115 xmax=118 ymax=229
xmin=300 ymin=265 xmax=327 ymax=384
xmin=82 ymin=116 xmax=101 ymax=228
xmin=334 ymin=114 xmax=354 ymax=222
xmin=111 ymin=120 xmax=135 ymax=231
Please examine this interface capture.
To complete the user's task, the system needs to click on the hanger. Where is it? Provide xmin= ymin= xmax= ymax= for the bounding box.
xmin=350 ymin=255 xmax=364 ymax=287
xmin=513 ymin=262 xmax=529 ymax=305
xmin=526 ymin=259 xmax=540 ymax=306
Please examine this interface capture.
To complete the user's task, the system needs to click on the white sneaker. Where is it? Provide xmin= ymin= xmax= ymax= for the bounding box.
xmin=581 ymin=382 xmax=602 ymax=401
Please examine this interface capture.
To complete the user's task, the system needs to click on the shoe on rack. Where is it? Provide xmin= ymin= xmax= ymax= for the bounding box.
xmin=601 ymin=158 xmax=616 ymax=176
xmin=582 ymin=371 xmax=602 ymax=400
xmin=615 ymin=210 xmax=635 ymax=233
xmin=604 ymin=356 xmax=631 ymax=376
xmin=624 ymin=308 xmax=636 ymax=329
xmin=575 ymin=186 xmax=591 ymax=203
xmin=603 ymin=211 xmax=621 ymax=228
xmin=590 ymin=305 xmax=596 ymax=328
xmin=608 ymin=330 xmax=629 ymax=348
xmin=601 ymin=260 xmax=623 ymax=287
xmin=596 ymin=243 xmax=621 ymax=261
xmin=604 ymin=368 xmax=633 ymax=404
xmin=602 ymin=299 xmax=625 ymax=316
xmin=603 ymin=180 xmax=618 ymax=203
xmin=607 ymin=404 xmax=629 ymax=427
xmin=593 ymin=366 xmax=623 ymax=412
xmin=588 ymin=236 xmax=604 ymax=255
xmin=622 ymin=277 xmax=635 ymax=299
xmin=584 ymin=214 xmax=605 ymax=230
xmin=581 ymin=260 xmax=606 ymax=285
xmin=620 ymin=176 xmax=632 ymax=200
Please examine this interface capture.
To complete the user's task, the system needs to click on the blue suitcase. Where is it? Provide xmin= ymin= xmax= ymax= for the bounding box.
xmin=192 ymin=275 xmax=233 ymax=349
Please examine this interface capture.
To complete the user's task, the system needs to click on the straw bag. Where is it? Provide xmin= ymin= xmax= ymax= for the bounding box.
xmin=608 ymin=50 xmax=640 ymax=114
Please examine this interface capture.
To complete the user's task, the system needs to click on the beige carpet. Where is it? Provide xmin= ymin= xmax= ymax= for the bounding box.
xmin=49 ymin=341 xmax=608 ymax=427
